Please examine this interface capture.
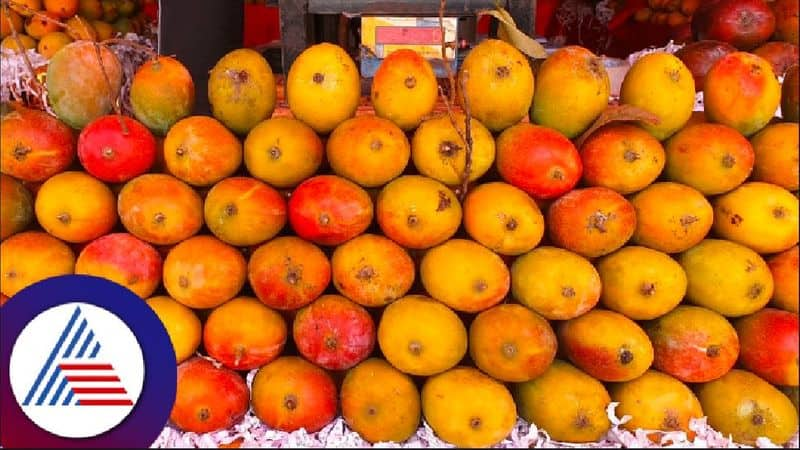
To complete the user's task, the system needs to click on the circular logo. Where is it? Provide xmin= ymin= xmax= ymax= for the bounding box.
xmin=9 ymin=303 xmax=145 ymax=438
xmin=1 ymin=275 xmax=177 ymax=448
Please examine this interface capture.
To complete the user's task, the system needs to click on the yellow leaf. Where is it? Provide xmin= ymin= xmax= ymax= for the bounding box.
xmin=477 ymin=8 xmax=547 ymax=59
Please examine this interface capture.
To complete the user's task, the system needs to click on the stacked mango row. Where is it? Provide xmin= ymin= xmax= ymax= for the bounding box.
xmin=1 ymin=31 xmax=798 ymax=447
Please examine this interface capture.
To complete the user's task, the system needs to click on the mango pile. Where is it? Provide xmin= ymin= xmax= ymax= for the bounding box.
xmin=1 ymin=33 xmax=799 ymax=447
xmin=0 ymin=0 xmax=148 ymax=58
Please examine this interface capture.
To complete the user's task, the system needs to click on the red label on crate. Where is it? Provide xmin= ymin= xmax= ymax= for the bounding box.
xmin=375 ymin=26 xmax=442 ymax=45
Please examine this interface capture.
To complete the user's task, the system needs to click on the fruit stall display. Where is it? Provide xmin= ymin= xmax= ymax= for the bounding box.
xmin=1 ymin=0 xmax=799 ymax=448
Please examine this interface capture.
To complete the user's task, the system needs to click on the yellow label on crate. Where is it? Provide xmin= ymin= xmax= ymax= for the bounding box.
xmin=361 ymin=16 xmax=458 ymax=59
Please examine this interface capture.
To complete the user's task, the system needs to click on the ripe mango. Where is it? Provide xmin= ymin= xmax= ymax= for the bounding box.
xmin=713 ymin=182 xmax=799 ymax=254
xmin=457 ymin=39 xmax=534 ymax=132
xmin=511 ymin=246 xmax=601 ymax=320
xmin=469 ymin=304 xmax=556 ymax=382
xmin=287 ymin=43 xmax=360 ymax=134
xmin=768 ymin=246 xmax=799 ymax=313
xmin=646 ymin=305 xmax=739 ymax=383
xmin=597 ymin=246 xmax=687 ymax=320
xmin=208 ymin=48 xmax=276 ymax=135
xmin=422 ymin=366 xmax=516 ymax=447
xmin=420 ymin=239 xmax=509 ymax=313
xmin=341 ymin=358 xmax=420 ymax=443
xmin=680 ymin=239 xmax=773 ymax=317
xmin=531 ymin=46 xmax=610 ymax=138
xmin=697 ymin=370 xmax=799 ymax=445
xmin=0 ymin=174 xmax=33 ymax=240
xmin=559 ymin=309 xmax=653 ymax=382
xmin=412 ymin=113 xmax=495 ymax=185
xmin=371 ymin=49 xmax=437 ymax=131
xmin=131 ymin=56 xmax=196 ymax=136
xmin=610 ymin=370 xmax=703 ymax=439
xmin=243 ymin=117 xmax=323 ymax=188
xmin=514 ymin=360 xmax=611 ymax=443
xmin=750 ymin=123 xmax=799 ymax=191
xmin=47 ymin=40 xmax=122 ymax=129
xmin=620 ymin=52 xmax=695 ymax=140
xmin=377 ymin=295 xmax=466 ymax=376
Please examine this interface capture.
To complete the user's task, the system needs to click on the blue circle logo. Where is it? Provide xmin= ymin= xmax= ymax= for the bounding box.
xmin=1 ymin=275 xmax=177 ymax=448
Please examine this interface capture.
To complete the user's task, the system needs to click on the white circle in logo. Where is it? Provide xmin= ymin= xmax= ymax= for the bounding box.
xmin=9 ymin=302 xmax=145 ymax=438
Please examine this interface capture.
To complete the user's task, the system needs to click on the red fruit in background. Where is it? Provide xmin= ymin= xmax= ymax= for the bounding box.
xmin=75 ymin=233 xmax=162 ymax=299
xmin=773 ymin=0 xmax=799 ymax=46
xmin=170 ymin=357 xmax=249 ymax=433
xmin=251 ymin=356 xmax=337 ymax=433
xmin=675 ymin=40 xmax=737 ymax=91
xmin=0 ymin=103 xmax=74 ymax=182
xmin=288 ymin=175 xmax=373 ymax=246
xmin=735 ymin=308 xmax=799 ymax=386
xmin=752 ymin=41 xmax=800 ymax=76
xmin=496 ymin=123 xmax=582 ymax=200
xmin=692 ymin=0 xmax=776 ymax=51
xmin=78 ymin=115 xmax=156 ymax=183
xmin=293 ymin=295 xmax=376 ymax=371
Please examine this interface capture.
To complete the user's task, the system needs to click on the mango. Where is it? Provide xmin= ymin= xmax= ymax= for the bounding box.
xmin=204 ymin=296 xmax=286 ymax=371
xmin=411 ymin=112 xmax=495 ymax=185
xmin=75 ymin=232 xmax=161 ymax=298
xmin=547 ymin=186 xmax=637 ymax=258
xmin=735 ymin=308 xmax=799 ymax=387
xmin=371 ymin=49 xmax=437 ymax=131
xmin=1 ymin=103 xmax=75 ymax=182
xmin=532 ymin=45 xmax=610 ymax=138
xmin=713 ymin=182 xmax=799 ymax=254
xmin=341 ymin=358 xmax=421 ymax=443
xmin=514 ymin=360 xmax=611 ymax=443
xmin=243 ymin=117 xmax=323 ymax=188
xmin=248 ymin=236 xmax=330 ymax=310
xmin=580 ymin=123 xmax=665 ymax=194
xmin=463 ymin=182 xmax=544 ymax=256
xmin=377 ymin=295 xmax=466 ymax=376
xmin=131 ymin=56 xmax=195 ymax=136
xmin=47 ymin=41 xmax=122 ymax=129
xmin=559 ymin=309 xmax=653 ymax=382
xmin=35 ymin=171 xmax=116 ymax=243
xmin=203 ymin=176 xmax=287 ymax=247
xmin=331 ymin=233 xmax=414 ymax=308
xmin=0 ymin=8 xmax=23 ymax=39
xmin=782 ymin=64 xmax=799 ymax=122
xmin=208 ymin=48 xmax=276 ymax=135
xmin=163 ymin=116 xmax=242 ymax=187
xmin=697 ymin=370 xmax=799 ymax=445
xmin=0 ymin=173 xmax=33 ymax=240
xmin=458 ymin=39 xmax=534 ymax=132
xmin=597 ymin=246 xmax=687 ymax=320
xmin=0 ymin=231 xmax=75 ymax=297
xmin=251 ymin=356 xmax=337 ymax=433
xmin=170 ymin=357 xmax=249 ymax=433
xmin=37 ymin=31 xmax=72 ymax=59
xmin=647 ymin=305 xmax=739 ymax=383
xmin=469 ymin=304 xmax=556 ymax=382
xmin=24 ymin=12 xmax=60 ymax=40
xmin=293 ymin=295 xmax=375 ymax=371
xmin=117 ymin=173 xmax=203 ymax=245
xmin=163 ymin=235 xmax=247 ymax=310
xmin=750 ymin=123 xmax=799 ymax=191
xmin=620 ymin=52 xmax=695 ymax=140
xmin=287 ymin=43 xmax=359 ymax=134
xmin=376 ymin=175 xmax=461 ymax=249
xmin=0 ymin=34 xmax=35 ymax=51
xmin=610 ymin=370 xmax=703 ymax=440
xmin=422 ymin=366 xmax=516 ymax=447
xmin=145 ymin=295 xmax=201 ymax=364
xmin=768 ymin=246 xmax=799 ymax=313
xmin=630 ymin=182 xmax=713 ymax=254
xmin=704 ymin=52 xmax=781 ymax=136
xmin=511 ymin=246 xmax=601 ymax=321
xmin=420 ymin=239 xmax=509 ymax=313
xmin=680 ymin=239 xmax=773 ymax=317
xmin=326 ymin=115 xmax=410 ymax=188
xmin=665 ymin=123 xmax=754 ymax=195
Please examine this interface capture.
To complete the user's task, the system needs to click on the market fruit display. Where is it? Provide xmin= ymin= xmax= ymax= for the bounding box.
xmin=1 ymin=32 xmax=799 ymax=447
xmin=691 ymin=0 xmax=776 ymax=50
